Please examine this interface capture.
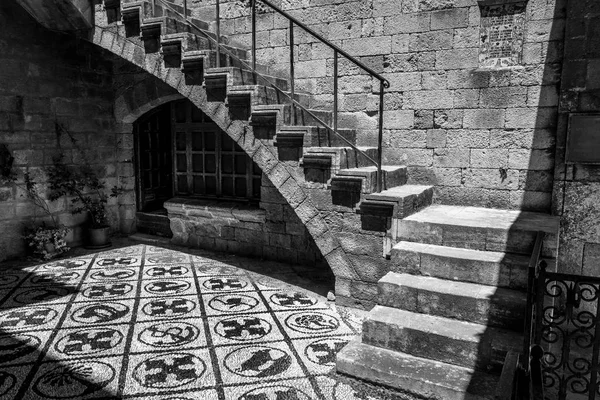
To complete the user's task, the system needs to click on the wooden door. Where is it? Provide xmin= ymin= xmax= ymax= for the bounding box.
xmin=136 ymin=106 xmax=173 ymax=212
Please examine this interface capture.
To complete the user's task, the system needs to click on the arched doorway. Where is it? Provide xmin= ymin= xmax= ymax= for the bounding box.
xmin=134 ymin=99 xmax=261 ymax=236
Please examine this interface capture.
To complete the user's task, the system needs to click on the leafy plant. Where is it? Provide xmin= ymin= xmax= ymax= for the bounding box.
xmin=23 ymin=224 xmax=70 ymax=260
xmin=46 ymin=154 xmax=123 ymax=228
xmin=0 ymin=163 xmax=70 ymax=260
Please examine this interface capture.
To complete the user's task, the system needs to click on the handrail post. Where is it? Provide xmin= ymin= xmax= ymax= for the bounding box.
xmin=289 ymin=20 xmax=295 ymax=123
xmin=151 ymin=0 xmax=155 ymax=17
xmin=252 ymin=0 xmax=257 ymax=74
xmin=215 ymin=0 xmax=221 ymax=67
xmin=183 ymin=0 xmax=187 ymax=20
xmin=333 ymin=50 xmax=338 ymax=133
xmin=377 ymin=80 xmax=384 ymax=192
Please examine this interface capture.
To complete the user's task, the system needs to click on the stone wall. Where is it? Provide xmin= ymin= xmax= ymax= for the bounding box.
xmin=188 ymin=0 xmax=563 ymax=211
xmin=0 ymin=1 xmax=119 ymax=260
xmin=553 ymin=0 xmax=600 ymax=276
xmin=108 ymin=59 xmax=327 ymax=269
xmin=166 ymin=175 xmax=327 ymax=267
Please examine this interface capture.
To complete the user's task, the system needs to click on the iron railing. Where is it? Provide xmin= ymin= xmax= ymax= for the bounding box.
xmin=150 ymin=0 xmax=390 ymax=192
xmin=523 ymin=232 xmax=547 ymax=400
xmin=524 ymin=233 xmax=600 ymax=400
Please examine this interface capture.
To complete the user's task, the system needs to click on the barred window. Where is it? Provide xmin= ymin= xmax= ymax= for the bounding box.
xmin=171 ymin=100 xmax=261 ymax=201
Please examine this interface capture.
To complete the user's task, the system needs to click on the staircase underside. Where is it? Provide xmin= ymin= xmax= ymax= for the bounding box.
xmin=15 ymin=0 xmax=93 ymax=31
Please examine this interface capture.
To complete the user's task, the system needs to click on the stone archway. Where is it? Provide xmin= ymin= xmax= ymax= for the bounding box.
xmin=95 ymin=25 xmax=362 ymax=305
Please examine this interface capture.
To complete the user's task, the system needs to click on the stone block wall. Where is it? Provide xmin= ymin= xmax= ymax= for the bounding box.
xmin=553 ymin=0 xmax=600 ymax=276
xmin=0 ymin=1 xmax=120 ymax=261
xmin=166 ymin=175 xmax=327 ymax=267
xmin=189 ymin=0 xmax=564 ymax=211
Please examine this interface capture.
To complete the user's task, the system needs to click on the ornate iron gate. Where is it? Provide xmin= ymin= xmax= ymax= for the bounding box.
xmin=527 ymin=261 xmax=600 ymax=400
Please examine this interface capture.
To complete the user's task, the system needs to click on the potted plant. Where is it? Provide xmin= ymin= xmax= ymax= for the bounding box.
xmin=0 ymin=163 xmax=70 ymax=260
xmin=23 ymin=224 xmax=70 ymax=260
xmin=46 ymin=154 xmax=122 ymax=249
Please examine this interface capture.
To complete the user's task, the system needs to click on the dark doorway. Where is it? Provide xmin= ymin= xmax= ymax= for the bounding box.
xmin=135 ymin=104 xmax=173 ymax=212
xmin=133 ymin=100 xmax=262 ymax=237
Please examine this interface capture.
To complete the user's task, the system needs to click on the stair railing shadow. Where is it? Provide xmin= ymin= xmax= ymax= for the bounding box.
xmin=462 ymin=225 xmax=548 ymax=399
xmin=465 ymin=0 xmax=565 ymax=395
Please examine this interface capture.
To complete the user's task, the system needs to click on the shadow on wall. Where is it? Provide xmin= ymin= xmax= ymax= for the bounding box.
xmin=467 ymin=0 xmax=564 ymax=397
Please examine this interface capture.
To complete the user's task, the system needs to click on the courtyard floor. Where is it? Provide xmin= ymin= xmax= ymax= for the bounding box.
xmin=0 ymin=240 xmax=415 ymax=400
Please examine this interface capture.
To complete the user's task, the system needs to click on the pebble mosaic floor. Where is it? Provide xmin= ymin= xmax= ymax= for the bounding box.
xmin=0 ymin=244 xmax=406 ymax=400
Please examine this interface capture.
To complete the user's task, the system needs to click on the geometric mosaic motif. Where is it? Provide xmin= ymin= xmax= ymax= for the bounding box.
xmin=0 ymin=244 xmax=398 ymax=399
xmin=479 ymin=1 xmax=527 ymax=69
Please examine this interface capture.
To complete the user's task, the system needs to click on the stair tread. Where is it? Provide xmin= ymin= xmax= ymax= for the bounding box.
xmin=381 ymin=272 xmax=527 ymax=302
xmin=304 ymin=146 xmax=377 ymax=152
xmin=338 ymin=165 xmax=405 ymax=174
xmin=365 ymin=185 xmax=433 ymax=201
xmin=392 ymin=241 xmax=530 ymax=263
xmin=404 ymin=205 xmax=559 ymax=233
xmin=368 ymin=305 xmax=522 ymax=344
xmin=337 ymin=340 xmax=498 ymax=400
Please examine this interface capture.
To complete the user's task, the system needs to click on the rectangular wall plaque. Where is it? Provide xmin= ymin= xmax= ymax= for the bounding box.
xmin=566 ymin=114 xmax=600 ymax=164
xmin=478 ymin=1 xmax=527 ymax=69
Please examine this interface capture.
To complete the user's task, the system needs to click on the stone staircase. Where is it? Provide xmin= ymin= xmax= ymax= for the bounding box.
xmin=336 ymin=205 xmax=559 ymax=399
xmin=82 ymin=1 xmax=563 ymax=397
xmin=105 ymin=0 xmax=419 ymax=205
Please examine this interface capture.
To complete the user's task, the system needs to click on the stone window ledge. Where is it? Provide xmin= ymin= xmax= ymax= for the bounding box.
xmin=164 ymin=197 xmax=266 ymax=223
xmin=472 ymin=66 xmax=526 ymax=73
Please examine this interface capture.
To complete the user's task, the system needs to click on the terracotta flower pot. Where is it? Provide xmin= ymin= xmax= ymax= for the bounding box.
xmin=87 ymin=226 xmax=111 ymax=249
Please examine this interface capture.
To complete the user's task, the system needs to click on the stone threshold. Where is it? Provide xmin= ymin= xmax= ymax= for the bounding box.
xmin=164 ymin=197 xmax=266 ymax=223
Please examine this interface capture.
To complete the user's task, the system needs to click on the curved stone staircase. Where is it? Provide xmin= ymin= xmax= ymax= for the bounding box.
xmin=26 ymin=1 xmax=562 ymax=397
xmin=89 ymin=0 xmax=436 ymax=304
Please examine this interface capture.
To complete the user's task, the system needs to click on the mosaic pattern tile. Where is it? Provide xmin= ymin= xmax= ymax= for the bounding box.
xmin=0 ymin=244 xmax=399 ymax=400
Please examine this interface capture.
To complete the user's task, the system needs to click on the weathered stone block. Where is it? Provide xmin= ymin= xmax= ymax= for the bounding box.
xmin=463 ymin=109 xmax=505 ymax=129
xmin=446 ymin=129 xmax=488 ymax=148
xmin=470 ymin=149 xmax=508 ymax=169
xmin=269 ymin=232 xmax=291 ymax=249
xmin=433 ymin=109 xmax=464 ymax=129
xmin=479 ymin=87 xmax=528 ymax=108
xmin=463 ymin=168 xmax=519 ymax=190
xmin=435 ymin=48 xmax=478 ymax=70
xmin=405 ymin=90 xmax=454 ymax=110
xmin=383 ymin=13 xmax=431 ymax=35
xmin=415 ymin=110 xmax=434 ymax=129
xmin=433 ymin=148 xmax=469 ymax=168
xmin=409 ymin=30 xmax=453 ymax=52
xmin=338 ymin=232 xmax=384 ymax=256
xmin=342 ymin=36 xmax=392 ymax=56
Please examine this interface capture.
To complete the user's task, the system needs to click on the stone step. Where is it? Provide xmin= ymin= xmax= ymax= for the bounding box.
xmin=359 ymin=185 xmax=434 ymax=219
xmin=250 ymin=105 xmax=332 ymax=133
xmin=378 ymin=272 xmax=527 ymax=330
xmin=337 ymin=340 xmax=499 ymax=400
xmin=302 ymin=147 xmax=378 ymax=171
xmin=205 ymin=67 xmax=288 ymax=91
xmin=362 ymin=306 xmax=522 ymax=372
xmin=136 ymin=211 xmax=173 ymax=238
xmin=397 ymin=205 xmax=559 ymax=256
xmin=227 ymin=85 xmax=312 ymax=108
xmin=300 ymin=147 xmax=378 ymax=185
xmin=275 ymin=126 xmax=357 ymax=148
xmin=331 ymin=165 xmax=408 ymax=194
xmin=390 ymin=241 xmax=530 ymax=290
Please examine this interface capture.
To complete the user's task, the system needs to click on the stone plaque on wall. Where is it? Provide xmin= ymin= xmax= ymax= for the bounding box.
xmin=566 ymin=114 xmax=600 ymax=164
xmin=478 ymin=1 xmax=527 ymax=69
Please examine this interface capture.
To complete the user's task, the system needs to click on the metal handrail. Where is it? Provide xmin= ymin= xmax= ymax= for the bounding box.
xmin=253 ymin=0 xmax=390 ymax=89
xmin=523 ymin=231 xmax=545 ymax=364
xmin=152 ymin=0 xmax=388 ymax=191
